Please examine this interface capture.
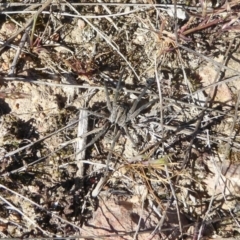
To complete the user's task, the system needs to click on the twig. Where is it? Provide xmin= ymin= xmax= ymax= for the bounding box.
xmin=7 ymin=75 xmax=238 ymax=117
xmin=133 ymin=200 xmax=145 ymax=240
xmin=76 ymin=109 xmax=88 ymax=178
xmin=196 ymin=39 xmax=234 ymax=240
xmin=177 ymin=43 xmax=240 ymax=76
xmin=75 ymin=89 xmax=95 ymax=189
xmin=189 ymin=75 xmax=240 ymax=97
xmin=0 ymin=40 xmax=31 ymax=54
xmin=96 ymin=0 xmax=118 ymax=30
xmin=64 ymin=0 xmax=140 ymax=81
xmin=60 ymin=127 xmax=104 ymax=147
xmin=0 ymin=184 xmax=89 ymax=235
xmin=91 ymin=129 xmax=121 ymax=198
xmin=223 ymin=90 xmax=240 ymax=159
xmin=155 ymin=56 xmax=165 ymax=152
xmin=181 ymin=39 xmax=234 ymax=169
xmin=0 ymin=0 xmax=52 ymax=53
xmin=181 ymin=18 xmax=230 ymax=36
xmin=0 ymin=194 xmax=49 ymax=236
xmin=8 ymin=25 xmax=31 ymax=76
xmin=165 ymin=164 xmax=183 ymax=236
xmin=0 ymin=2 xmax=213 ymax=10
xmin=1 ymin=8 xmax=147 ymax=19
xmin=0 ymin=118 xmax=79 ymax=161
xmin=3 ymin=75 xmax=240 ymax=112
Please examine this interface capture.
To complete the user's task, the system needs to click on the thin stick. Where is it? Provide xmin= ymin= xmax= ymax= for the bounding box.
xmin=155 ymin=56 xmax=164 ymax=153
xmin=177 ymin=43 xmax=240 ymax=76
xmin=75 ymin=109 xmax=88 ymax=178
xmin=3 ymin=75 xmax=240 ymax=107
xmin=2 ymin=8 xmax=147 ymax=19
xmin=0 ymin=184 xmax=89 ymax=235
xmin=75 ymin=89 xmax=96 ymax=180
xmin=1 ymin=2 xmax=213 ymax=10
xmin=0 ymin=0 xmax=53 ymax=53
xmin=8 ymin=25 xmax=31 ymax=76
xmin=0 ymin=194 xmax=49 ymax=236
xmin=0 ymin=118 xmax=79 ymax=161
xmin=195 ymin=39 xmax=234 ymax=240
xmin=64 ymin=0 xmax=140 ymax=81
xmin=96 ymin=0 xmax=118 ymax=30
xmin=165 ymin=164 xmax=183 ymax=236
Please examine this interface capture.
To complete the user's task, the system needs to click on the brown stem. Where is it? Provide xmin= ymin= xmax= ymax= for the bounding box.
xmin=182 ymin=18 xmax=229 ymax=36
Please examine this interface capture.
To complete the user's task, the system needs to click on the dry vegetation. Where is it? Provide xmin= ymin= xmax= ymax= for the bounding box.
xmin=0 ymin=0 xmax=240 ymax=239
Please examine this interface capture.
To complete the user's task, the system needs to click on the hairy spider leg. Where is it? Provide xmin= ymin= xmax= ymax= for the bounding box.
xmin=112 ymin=69 xmax=125 ymax=110
xmin=106 ymin=128 xmax=121 ymax=171
xmin=91 ymin=128 xmax=121 ymax=197
xmin=130 ymin=98 xmax=158 ymax=120
xmin=123 ymin=125 xmax=137 ymax=147
xmin=104 ymin=69 xmax=125 ymax=123
xmin=127 ymin=80 xmax=155 ymax=120
xmin=104 ymin=81 xmax=112 ymax=113
xmin=75 ymin=121 xmax=110 ymax=156
xmin=79 ymin=108 xmax=108 ymax=120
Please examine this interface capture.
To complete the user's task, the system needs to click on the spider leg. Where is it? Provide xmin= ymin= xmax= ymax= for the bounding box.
xmin=129 ymin=98 xmax=158 ymax=120
xmin=106 ymin=127 xmax=121 ymax=171
xmin=106 ymin=69 xmax=125 ymax=123
xmin=123 ymin=125 xmax=137 ymax=147
xmin=92 ymin=128 xmax=121 ymax=197
xmin=75 ymin=122 xmax=110 ymax=156
xmin=104 ymin=81 xmax=112 ymax=113
xmin=112 ymin=70 xmax=124 ymax=109
xmin=128 ymin=80 xmax=155 ymax=117
xmin=79 ymin=108 xmax=108 ymax=120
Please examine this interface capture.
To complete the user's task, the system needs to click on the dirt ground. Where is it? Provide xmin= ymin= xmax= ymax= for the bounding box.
xmin=0 ymin=0 xmax=240 ymax=239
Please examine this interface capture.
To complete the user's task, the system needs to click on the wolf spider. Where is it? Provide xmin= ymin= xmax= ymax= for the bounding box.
xmin=79 ymin=72 xmax=158 ymax=158
xmin=76 ymin=73 xmax=158 ymax=196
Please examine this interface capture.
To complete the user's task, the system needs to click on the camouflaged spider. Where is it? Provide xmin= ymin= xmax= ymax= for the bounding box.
xmin=79 ymin=73 xmax=158 ymax=154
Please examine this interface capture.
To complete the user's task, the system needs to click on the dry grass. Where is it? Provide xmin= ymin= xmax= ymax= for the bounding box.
xmin=0 ymin=0 xmax=240 ymax=239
